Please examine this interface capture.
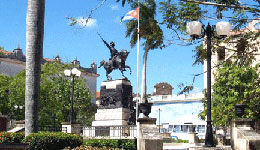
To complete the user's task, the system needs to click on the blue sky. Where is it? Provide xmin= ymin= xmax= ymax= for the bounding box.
xmin=0 ymin=0 xmax=204 ymax=94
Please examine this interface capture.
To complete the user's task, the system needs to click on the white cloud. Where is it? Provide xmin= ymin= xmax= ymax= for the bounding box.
xmin=76 ymin=17 xmax=97 ymax=28
xmin=110 ymin=4 xmax=119 ymax=11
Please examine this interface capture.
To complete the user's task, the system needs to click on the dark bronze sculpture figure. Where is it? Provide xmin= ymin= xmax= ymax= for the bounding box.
xmin=98 ymin=33 xmax=131 ymax=80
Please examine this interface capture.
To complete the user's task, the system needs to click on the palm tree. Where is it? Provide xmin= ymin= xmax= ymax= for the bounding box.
xmin=125 ymin=0 xmax=163 ymax=102
xmin=116 ymin=0 xmax=134 ymax=6
xmin=25 ymin=0 xmax=45 ymax=136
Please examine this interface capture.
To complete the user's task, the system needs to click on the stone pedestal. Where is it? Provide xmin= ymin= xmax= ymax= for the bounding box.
xmin=90 ymin=79 xmax=134 ymax=137
xmin=231 ymin=118 xmax=253 ymax=149
xmin=137 ymin=118 xmax=163 ymax=150
xmin=99 ymin=79 xmax=133 ymax=109
xmin=188 ymin=132 xmax=198 ymax=144
xmin=96 ymin=79 xmax=135 ymax=124
xmin=61 ymin=122 xmax=81 ymax=134
xmin=230 ymin=118 xmax=260 ymax=150
xmin=92 ymin=108 xmax=130 ymax=126
xmin=15 ymin=120 xmax=25 ymax=128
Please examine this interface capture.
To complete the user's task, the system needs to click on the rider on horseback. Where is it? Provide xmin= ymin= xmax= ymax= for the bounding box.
xmin=98 ymin=33 xmax=119 ymax=69
xmin=98 ymin=33 xmax=131 ymax=80
xmin=106 ymin=41 xmax=119 ymax=69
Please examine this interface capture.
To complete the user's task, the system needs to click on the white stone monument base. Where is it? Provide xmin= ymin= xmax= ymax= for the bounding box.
xmin=101 ymin=79 xmax=131 ymax=89
xmin=61 ymin=122 xmax=81 ymax=134
xmin=92 ymin=108 xmax=130 ymax=126
xmin=187 ymin=132 xmax=198 ymax=144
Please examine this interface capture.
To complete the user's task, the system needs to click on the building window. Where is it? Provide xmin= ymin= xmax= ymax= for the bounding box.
xmin=197 ymin=125 xmax=205 ymax=133
xmin=162 ymin=95 xmax=167 ymax=100
xmin=174 ymin=125 xmax=181 ymax=133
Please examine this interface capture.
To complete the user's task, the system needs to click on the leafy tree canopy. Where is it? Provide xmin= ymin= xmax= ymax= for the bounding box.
xmin=0 ymin=62 xmax=95 ymax=126
xmin=159 ymin=0 xmax=260 ymax=65
xmin=199 ymin=61 xmax=260 ymax=127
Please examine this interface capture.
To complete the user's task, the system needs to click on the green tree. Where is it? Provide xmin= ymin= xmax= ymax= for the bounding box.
xmin=39 ymin=62 xmax=94 ymax=126
xmin=159 ymin=0 xmax=260 ymax=65
xmin=200 ymin=61 xmax=260 ymax=127
xmin=0 ymin=74 xmax=12 ymax=116
xmin=25 ymin=0 xmax=45 ymax=136
xmin=0 ymin=46 xmax=4 ymax=58
xmin=125 ymin=0 xmax=163 ymax=102
xmin=0 ymin=71 xmax=25 ymax=121
xmin=0 ymin=62 xmax=95 ymax=127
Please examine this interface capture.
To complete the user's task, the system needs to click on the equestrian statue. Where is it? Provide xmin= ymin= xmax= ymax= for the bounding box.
xmin=98 ymin=33 xmax=131 ymax=80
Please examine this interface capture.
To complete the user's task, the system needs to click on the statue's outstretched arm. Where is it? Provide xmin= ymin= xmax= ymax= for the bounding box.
xmin=103 ymin=40 xmax=110 ymax=49
xmin=97 ymin=32 xmax=110 ymax=49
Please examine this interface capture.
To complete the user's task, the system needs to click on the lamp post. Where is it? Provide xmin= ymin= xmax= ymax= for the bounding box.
xmin=187 ymin=21 xmax=231 ymax=147
xmin=157 ymin=108 xmax=162 ymax=133
xmin=14 ymin=105 xmax=23 ymax=120
xmin=64 ymin=68 xmax=81 ymax=124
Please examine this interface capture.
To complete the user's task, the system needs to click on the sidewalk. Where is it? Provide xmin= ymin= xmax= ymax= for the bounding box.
xmin=163 ymin=143 xmax=232 ymax=150
xmin=163 ymin=143 xmax=203 ymax=150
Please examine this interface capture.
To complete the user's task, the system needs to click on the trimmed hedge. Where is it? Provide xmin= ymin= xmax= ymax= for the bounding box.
xmin=23 ymin=132 xmax=83 ymax=150
xmin=0 ymin=132 xmax=25 ymax=144
xmin=0 ymin=131 xmax=83 ymax=150
xmin=84 ymin=139 xmax=137 ymax=150
xmin=172 ymin=138 xmax=189 ymax=143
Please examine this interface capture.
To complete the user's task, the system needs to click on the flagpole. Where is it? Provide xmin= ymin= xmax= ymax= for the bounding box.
xmin=136 ymin=1 xmax=140 ymax=150
xmin=136 ymin=1 xmax=140 ymax=122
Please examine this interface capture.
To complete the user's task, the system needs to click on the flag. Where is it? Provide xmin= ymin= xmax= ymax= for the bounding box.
xmin=120 ymin=7 xmax=139 ymax=23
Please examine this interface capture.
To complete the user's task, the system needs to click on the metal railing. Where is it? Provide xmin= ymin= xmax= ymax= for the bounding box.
xmin=38 ymin=126 xmax=67 ymax=133
xmin=77 ymin=125 xmax=137 ymax=139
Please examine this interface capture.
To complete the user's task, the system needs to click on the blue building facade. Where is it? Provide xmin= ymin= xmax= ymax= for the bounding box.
xmin=148 ymin=93 xmax=206 ymax=139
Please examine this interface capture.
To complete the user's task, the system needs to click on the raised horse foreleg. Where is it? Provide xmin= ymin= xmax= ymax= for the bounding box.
xmin=120 ymin=69 xmax=126 ymax=78
xmin=125 ymin=65 xmax=132 ymax=75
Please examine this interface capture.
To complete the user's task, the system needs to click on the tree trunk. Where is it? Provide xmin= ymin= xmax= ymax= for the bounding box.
xmin=25 ymin=0 xmax=45 ymax=137
xmin=141 ymin=48 xmax=149 ymax=103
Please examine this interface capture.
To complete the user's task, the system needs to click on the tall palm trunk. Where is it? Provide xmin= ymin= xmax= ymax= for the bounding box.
xmin=25 ymin=0 xmax=45 ymax=136
xmin=141 ymin=48 xmax=149 ymax=103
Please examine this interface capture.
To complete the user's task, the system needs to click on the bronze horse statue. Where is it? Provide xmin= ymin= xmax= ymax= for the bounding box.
xmin=99 ymin=49 xmax=131 ymax=80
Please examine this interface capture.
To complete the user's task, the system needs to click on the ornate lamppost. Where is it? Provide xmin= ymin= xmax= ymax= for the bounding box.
xmin=187 ymin=21 xmax=231 ymax=147
xmin=64 ymin=68 xmax=81 ymax=124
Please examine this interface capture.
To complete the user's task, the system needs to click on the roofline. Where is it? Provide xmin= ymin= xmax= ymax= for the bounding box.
xmin=150 ymin=97 xmax=203 ymax=104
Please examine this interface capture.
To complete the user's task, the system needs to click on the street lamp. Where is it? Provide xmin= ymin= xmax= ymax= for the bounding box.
xmin=187 ymin=21 xmax=230 ymax=147
xmin=64 ymin=68 xmax=81 ymax=124
xmin=156 ymin=108 xmax=162 ymax=133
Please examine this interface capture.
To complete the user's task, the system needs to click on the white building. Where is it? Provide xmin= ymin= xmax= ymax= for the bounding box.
xmin=146 ymin=83 xmax=206 ymax=139
xmin=149 ymin=92 xmax=206 ymax=139
xmin=0 ymin=47 xmax=99 ymax=103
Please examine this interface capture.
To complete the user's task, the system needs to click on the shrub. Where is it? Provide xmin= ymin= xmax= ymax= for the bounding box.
xmin=0 ymin=132 xmax=25 ymax=144
xmin=162 ymin=138 xmax=172 ymax=143
xmin=23 ymin=132 xmax=83 ymax=150
xmin=84 ymin=139 xmax=137 ymax=150
xmin=69 ymin=145 xmax=120 ymax=150
xmin=118 ymin=139 xmax=136 ymax=150
xmin=172 ymin=138 xmax=189 ymax=143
